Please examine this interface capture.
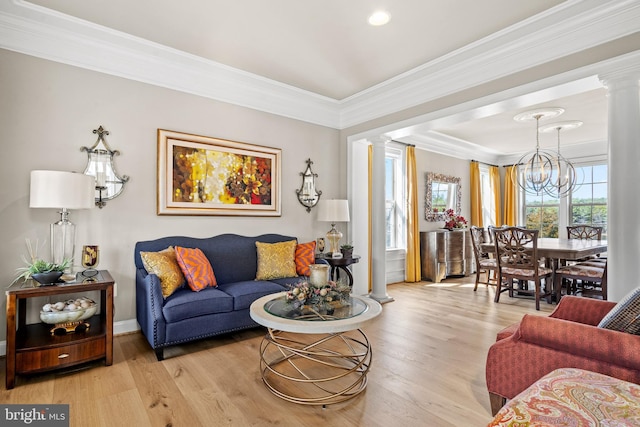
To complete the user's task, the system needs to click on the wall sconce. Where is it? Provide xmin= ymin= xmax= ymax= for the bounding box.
xmin=81 ymin=126 xmax=129 ymax=208
xmin=296 ymin=158 xmax=321 ymax=212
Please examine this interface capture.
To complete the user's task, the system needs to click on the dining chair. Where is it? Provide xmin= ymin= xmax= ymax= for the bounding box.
xmin=493 ymin=227 xmax=553 ymax=310
xmin=567 ymin=225 xmax=603 ymax=240
xmin=554 ymin=258 xmax=607 ymax=301
xmin=470 ymin=226 xmax=498 ymax=291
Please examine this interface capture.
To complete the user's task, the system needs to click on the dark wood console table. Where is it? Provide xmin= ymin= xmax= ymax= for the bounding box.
xmin=5 ymin=270 xmax=114 ymax=389
xmin=315 ymin=253 xmax=360 ymax=289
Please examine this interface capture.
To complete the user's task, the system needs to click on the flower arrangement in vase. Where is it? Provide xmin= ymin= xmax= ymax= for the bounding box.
xmin=285 ymin=279 xmax=351 ymax=314
xmin=443 ymin=208 xmax=468 ymax=230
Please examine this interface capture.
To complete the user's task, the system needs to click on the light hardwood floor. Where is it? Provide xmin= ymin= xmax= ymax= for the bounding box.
xmin=1 ymin=278 xmax=554 ymax=426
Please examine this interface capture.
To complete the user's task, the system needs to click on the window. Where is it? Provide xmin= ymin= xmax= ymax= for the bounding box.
xmin=519 ymin=162 xmax=608 ymax=238
xmin=385 ymin=148 xmax=405 ymax=249
xmin=479 ymin=164 xmax=497 ymax=226
xmin=570 ymin=163 xmax=608 ymax=237
xmin=523 ymin=192 xmax=560 ymax=237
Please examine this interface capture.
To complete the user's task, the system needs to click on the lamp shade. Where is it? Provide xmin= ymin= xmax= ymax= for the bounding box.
xmin=317 ymin=199 xmax=350 ymax=223
xmin=30 ymin=170 xmax=95 ymax=210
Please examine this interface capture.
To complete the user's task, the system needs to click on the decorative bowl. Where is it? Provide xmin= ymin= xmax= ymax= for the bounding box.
xmin=31 ymin=271 xmax=63 ymax=285
xmin=40 ymin=298 xmax=97 ymax=324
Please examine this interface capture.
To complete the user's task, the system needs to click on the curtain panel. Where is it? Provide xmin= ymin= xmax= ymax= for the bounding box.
xmin=405 ymin=146 xmax=421 ymax=282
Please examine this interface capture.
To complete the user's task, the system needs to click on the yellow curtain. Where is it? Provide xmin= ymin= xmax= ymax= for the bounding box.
xmin=405 ymin=146 xmax=421 ymax=282
xmin=489 ymin=165 xmax=502 ymax=226
xmin=503 ymin=165 xmax=517 ymax=226
xmin=470 ymin=161 xmax=483 ymax=227
xmin=368 ymin=144 xmax=373 ymax=292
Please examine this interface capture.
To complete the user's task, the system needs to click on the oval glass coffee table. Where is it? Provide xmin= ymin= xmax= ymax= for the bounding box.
xmin=250 ymin=292 xmax=382 ymax=406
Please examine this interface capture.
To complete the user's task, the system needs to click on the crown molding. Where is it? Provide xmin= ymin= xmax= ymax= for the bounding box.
xmin=339 ymin=0 xmax=640 ymax=128
xmin=396 ymin=131 xmax=503 ymax=165
xmin=0 ymin=0 xmax=638 ymax=130
xmin=0 ymin=0 xmax=341 ymax=127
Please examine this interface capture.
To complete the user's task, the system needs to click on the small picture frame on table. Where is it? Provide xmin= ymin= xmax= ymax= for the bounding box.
xmin=316 ymin=238 xmax=325 ymax=254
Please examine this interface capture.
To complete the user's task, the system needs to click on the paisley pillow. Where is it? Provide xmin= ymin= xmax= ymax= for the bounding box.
xmin=140 ymin=246 xmax=185 ymax=298
xmin=174 ymin=246 xmax=217 ymax=291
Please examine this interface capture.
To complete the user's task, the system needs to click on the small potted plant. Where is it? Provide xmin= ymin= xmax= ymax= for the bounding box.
xmin=340 ymin=243 xmax=354 ymax=258
xmin=13 ymin=239 xmax=71 ymax=285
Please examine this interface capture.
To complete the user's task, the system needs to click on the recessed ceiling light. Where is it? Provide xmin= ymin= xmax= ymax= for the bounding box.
xmin=368 ymin=11 xmax=391 ymax=26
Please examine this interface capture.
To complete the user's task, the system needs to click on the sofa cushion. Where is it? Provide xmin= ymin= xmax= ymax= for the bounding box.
xmin=598 ymin=287 xmax=640 ymax=334
xmin=217 ymin=280 xmax=287 ymax=311
xmin=270 ymin=277 xmax=304 ymax=288
xmin=162 ymin=287 xmax=233 ymax=322
xmin=295 ymin=241 xmax=316 ymax=276
xmin=175 ymin=246 xmax=217 ymax=291
xmin=255 ymin=240 xmax=297 ymax=280
xmin=140 ymin=246 xmax=185 ymax=298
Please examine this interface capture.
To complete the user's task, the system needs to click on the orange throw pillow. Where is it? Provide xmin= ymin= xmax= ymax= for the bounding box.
xmin=295 ymin=241 xmax=316 ymax=276
xmin=174 ymin=246 xmax=217 ymax=291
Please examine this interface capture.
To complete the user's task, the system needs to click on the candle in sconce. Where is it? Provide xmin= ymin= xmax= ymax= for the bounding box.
xmin=96 ymin=172 xmax=106 ymax=187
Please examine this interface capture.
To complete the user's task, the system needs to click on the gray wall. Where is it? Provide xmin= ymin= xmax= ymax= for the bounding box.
xmin=0 ymin=49 xmax=341 ymax=343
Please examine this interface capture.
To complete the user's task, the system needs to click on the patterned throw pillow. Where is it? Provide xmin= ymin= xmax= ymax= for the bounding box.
xmin=255 ymin=240 xmax=297 ymax=280
xmin=598 ymin=287 xmax=640 ymax=334
xmin=174 ymin=246 xmax=217 ymax=291
xmin=140 ymin=246 xmax=185 ymax=298
xmin=295 ymin=241 xmax=316 ymax=276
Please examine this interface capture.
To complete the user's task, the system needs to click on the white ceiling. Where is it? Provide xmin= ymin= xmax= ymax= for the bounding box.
xmin=27 ymin=0 xmax=565 ymax=100
xmin=18 ymin=0 xmax=635 ymax=159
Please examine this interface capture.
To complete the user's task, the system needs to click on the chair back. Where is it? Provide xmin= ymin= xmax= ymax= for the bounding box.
xmin=493 ymin=227 xmax=540 ymax=272
xmin=470 ymin=226 xmax=489 ymax=262
xmin=567 ymin=225 xmax=602 ymax=240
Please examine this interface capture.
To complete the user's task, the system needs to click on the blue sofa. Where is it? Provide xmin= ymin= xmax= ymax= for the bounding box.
xmin=134 ymin=233 xmax=307 ymax=360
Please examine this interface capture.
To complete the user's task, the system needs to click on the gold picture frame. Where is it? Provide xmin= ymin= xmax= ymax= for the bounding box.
xmin=157 ymin=129 xmax=281 ymax=216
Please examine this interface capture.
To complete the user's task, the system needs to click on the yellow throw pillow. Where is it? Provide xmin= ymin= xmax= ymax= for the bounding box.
xmin=140 ymin=246 xmax=185 ymax=298
xmin=255 ymin=240 xmax=297 ymax=280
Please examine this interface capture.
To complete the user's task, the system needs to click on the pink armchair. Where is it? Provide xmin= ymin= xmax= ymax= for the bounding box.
xmin=486 ymin=295 xmax=640 ymax=415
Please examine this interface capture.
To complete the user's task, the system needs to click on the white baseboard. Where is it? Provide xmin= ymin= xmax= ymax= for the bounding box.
xmin=0 ymin=319 xmax=140 ymax=357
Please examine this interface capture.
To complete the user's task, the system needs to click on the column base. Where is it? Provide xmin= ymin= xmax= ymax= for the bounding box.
xmin=367 ymin=293 xmax=394 ymax=304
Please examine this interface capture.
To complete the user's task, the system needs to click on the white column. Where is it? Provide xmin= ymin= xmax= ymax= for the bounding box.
xmin=369 ymin=136 xmax=394 ymax=303
xmin=599 ymin=71 xmax=640 ymax=301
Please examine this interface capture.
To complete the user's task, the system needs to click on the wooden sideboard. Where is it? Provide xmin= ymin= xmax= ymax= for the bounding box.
xmin=420 ymin=230 xmax=474 ymax=283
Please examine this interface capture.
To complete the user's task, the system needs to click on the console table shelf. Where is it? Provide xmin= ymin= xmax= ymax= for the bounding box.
xmin=5 ymin=270 xmax=114 ymax=389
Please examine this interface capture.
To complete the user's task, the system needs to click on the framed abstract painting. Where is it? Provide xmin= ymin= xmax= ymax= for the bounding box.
xmin=157 ymin=129 xmax=281 ymax=216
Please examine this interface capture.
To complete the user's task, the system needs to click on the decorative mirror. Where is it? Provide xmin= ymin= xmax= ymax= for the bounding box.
xmin=296 ymin=158 xmax=321 ymax=212
xmin=425 ymin=172 xmax=461 ymax=221
xmin=81 ymin=126 xmax=129 ymax=208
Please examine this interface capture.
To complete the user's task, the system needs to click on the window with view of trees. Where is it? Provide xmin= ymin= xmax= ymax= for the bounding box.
xmin=570 ymin=164 xmax=608 ymax=238
xmin=524 ymin=192 xmax=560 ymax=237
xmin=520 ymin=162 xmax=607 ymax=238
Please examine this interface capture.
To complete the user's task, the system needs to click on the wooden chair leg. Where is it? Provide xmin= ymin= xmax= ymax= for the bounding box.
xmin=489 ymin=392 xmax=507 ymax=416
xmin=474 ymin=271 xmax=480 ymax=291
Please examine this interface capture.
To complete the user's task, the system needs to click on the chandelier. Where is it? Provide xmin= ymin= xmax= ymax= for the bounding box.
xmin=539 ymin=120 xmax=582 ymax=197
xmin=511 ymin=108 xmax=580 ymax=197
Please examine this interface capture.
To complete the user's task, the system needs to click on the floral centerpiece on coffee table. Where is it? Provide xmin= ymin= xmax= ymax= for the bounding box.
xmin=285 ymin=279 xmax=351 ymax=314
xmin=443 ymin=208 xmax=467 ymax=230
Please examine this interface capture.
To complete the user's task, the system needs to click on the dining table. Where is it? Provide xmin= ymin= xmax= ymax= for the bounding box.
xmin=481 ymin=238 xmax=608 ymax=262
xmin=481 ymin=238 xmax=608 ymax=302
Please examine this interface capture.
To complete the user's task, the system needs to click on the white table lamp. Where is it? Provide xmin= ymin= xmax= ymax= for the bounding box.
xmin=30 ymin=170 xmax=95 ymax=265
xmin=317 ymin=199 xmax=350 ymax=256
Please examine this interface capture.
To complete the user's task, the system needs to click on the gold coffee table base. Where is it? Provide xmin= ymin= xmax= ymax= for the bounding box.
xmin=259 ymin=328 xmax=372 ymax=406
